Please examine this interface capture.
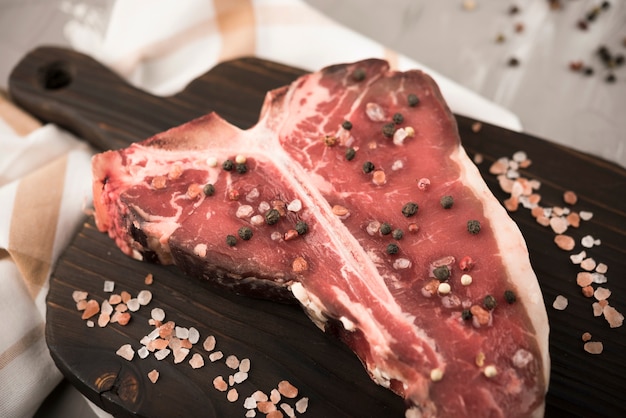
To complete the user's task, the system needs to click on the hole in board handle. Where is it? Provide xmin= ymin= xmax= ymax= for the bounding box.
xmin=38 ymin=61 xmax=73 ymax=90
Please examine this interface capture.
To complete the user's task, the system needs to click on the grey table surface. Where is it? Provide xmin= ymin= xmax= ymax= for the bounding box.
xmin=1 ymin=0 xmax=624 ymax=416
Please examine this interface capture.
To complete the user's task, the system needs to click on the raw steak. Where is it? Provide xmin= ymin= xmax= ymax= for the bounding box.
xmin=92 ymin=59 xmax=549 ymax=417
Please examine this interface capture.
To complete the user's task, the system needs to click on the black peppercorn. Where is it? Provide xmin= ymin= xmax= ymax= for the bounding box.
xmin=392 ymin=113 xmax=404 ymax=124
xmin=461 ymin=309 xmax=473 ymax=320
xmin=345 ymin=147 xmax=356 ymax=161
xmin=402 ymin=202 xmax=419 ymax=217
xmin=440 ymin=195 xmax=454 ymax=209
xmin=295 ymin=220 xmax=308 ymax=235
xmin=407 ymin=93 xmax=420 ymax=107
xmin=342 ymin=120 xmax=353 ymax=130
xmin=382 ymin=123 xmax=395 ymax=138
xmin=203 ymin=183 xmax=215 ymax=196
xmin=392 ymin=229 xmax=403 ymax=240
xmin=222 ymin=159 xmax=234 ymax=171
xmin=236 ymin=163 xmax=248 ymax=174
xmin=362 ymin=161 xmax=375 ymax=173
xmin=433 ymin=266 xmax=450 ymax=281
xmin=504 ymin=290 xmax=517 ymax=304
xmin=483 ymin=295 xmax=497 ymax=310
xmin=265 ymin=208 xmax=281 ymax=225
xmin=386 ymin=243 xmax=399 ymax=255
xmin=226 ymin=234 xmax=237 ymax=246
xmin=238 ymin=226 xmax=253 ymax=241
xmin=467 ymin=220 xmax=481 ymax=234
xmin=380 ymin=223 xmax=392 ymax=235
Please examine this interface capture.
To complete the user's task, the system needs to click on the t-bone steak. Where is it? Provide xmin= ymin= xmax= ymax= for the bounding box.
xmin=92 ymin=59 xmax=549 ymax=417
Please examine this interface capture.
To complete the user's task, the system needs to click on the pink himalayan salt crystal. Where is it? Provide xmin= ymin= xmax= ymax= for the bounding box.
xmin=148 ymin=369 xmax=159 ymax=383
xmin=583 ymin=341 xmax=603 ymax=354
xmin=603 ymin=305 xmax=624 ymax=328
xmin=189 ymin=353 xmax=204 ymax=369
xmin=552 ymin=295 xmax=568 ymax=310
xmin=115 ymin=344 xmax=134 ymax=361
xmin=594 ymin=287 xmax=611 ymax=301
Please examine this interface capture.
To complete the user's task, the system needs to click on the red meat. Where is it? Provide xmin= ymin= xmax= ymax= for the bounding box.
xmin=92 ymin=59 xmax=549 ymax=417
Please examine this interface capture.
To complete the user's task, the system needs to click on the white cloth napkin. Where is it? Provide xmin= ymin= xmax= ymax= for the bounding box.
xmin=0 ymin=0 xmax=523 ymax=416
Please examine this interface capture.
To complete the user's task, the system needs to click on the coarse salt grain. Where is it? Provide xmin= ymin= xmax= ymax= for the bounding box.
xmin=236 ymin=205 xmax=254 ymax=219
xmin=81 ymin=300 xmax=100 ymax=320
xmin=189 ymin=353 xmax=204 ymax=369
xmin=138 ymin=346 xmax=149 ymax=359
xmin=570 ymin=251 xmax=586 ymax=264
xmin=126 ymin=298 xmax=140 ymax=312
xmin=245 ymin=410 xmax=256 ymax=418
xmin=552 ymin=295 xmax=568 ymax=310
xmin=269 ymin=389 xmax=280 ymax=404
xmin=137 ymin=290 xmax=152 ymax=305
xmin=144 ymin=273 xmax=153 ymax=285
xmin=72 ymin=290 xmax=88 ymax=302
xmin=583 ymin=341 xmax=603 ymax=354
xmin=579 ymin=211 xmax=593 ymax=221
xmin=258 ymin=401 xmax=277 ymax=413
xmin=86 ymin=320 xmax=94 ymax=327
xmin=595 ymin=263 xmax=608 ymax=274
xmin=554 ymin=234 xmax=575 ymax=251
xmin=580 ymin=258 xmax=597 ymax=271
xmin=549 ymin=217 xmax=568 ymax=234
xmin=154 ymin=348 xmax=171 ymax=360
xmin=592 ymin=273 xmax=607 ymax=284
xmin=116 ymin=344 xmax=134 ymax=361
xmin=393 ymin=258 xmax=412 ymax=270
xmin=175 ymin=326 xmax=189 ymax=339
xmin=576 ymin=272 xmax=593 ymax=287
xmin=244 ymin=396 xmax=257 ymax=409
xmin=101 ymin=300 xmax=113 ymax=315
xmin=280 ymin=403 xmax=295 ymax=418
xmin=148 ymin=369 xmax=159 ymax=383
xmin=295 ymin=397 xmax=309 ymax=414
xmin=103 ymin=280 xmax=115 ymax=292
xmin=594 ymin=287 xmax=611 ymax=301
xmin=287 ymin=199 xmax=302 ymax=212
xmin=203 ymin=336 xmax=216 ymax=352
xmin=239 ymin=358 xmax=251 ymax=373
xmin=209 ymin=351 xmax=224 ymax=362
xmin=225 ymin=355 xmax=240 ymax=369
xmin=603 ymin=305 xmax=624 ymax=328
xmin=365 ymin=102 xmax=386 ymax=121
xmin=151 ymin=308 xmax=165 ymax=322
xmin=278 ymin=380 xmax=298 ymax=398
xmin=227 ymin=388 xmax=239 ymax=402
xmin=234 ymin=371 xmax=248 ymax=384
xmin=187 ymin=327 xmax=199 ymax=344
xmin=213 ymin=376 xmax=228 ymax=392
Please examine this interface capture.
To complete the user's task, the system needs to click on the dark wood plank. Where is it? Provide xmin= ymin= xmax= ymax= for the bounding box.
xmin=9 ymin=47 xmax=626 ymax=417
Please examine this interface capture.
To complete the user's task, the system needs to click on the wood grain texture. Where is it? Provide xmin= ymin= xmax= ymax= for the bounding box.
xmin=9 ymin=47 xmax=626 ymax=417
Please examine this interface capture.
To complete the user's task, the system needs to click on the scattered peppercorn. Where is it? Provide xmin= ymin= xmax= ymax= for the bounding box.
xmin=392 ymin=113 xmax=404 ymax=124
xmin=461 ymin=309 xmax=473 ymax=320
xmin=295 ymin=220 xmax=308 ymax=235
xmin=203 ymin=183 xmax=215 ymax=196
xmin=222 ymin=159 xmax=234 ymax=171
xmin=495 ymin=33 xmax=506 ymax=43
xmin=577 ymin=20 xmax=588 ymax=31
xmin=508 ymin=57 xmax=520 ymax=67
xmin=362 ymin=161 xmax=375 ymax=173
xmin=440 ymin=195 xmax=454 ymax=209
xmin=504 ymin=290 xmax=517 ymax=304
xmin=392 ymin=229 xmax=403 ymax=240
xmin=606 ymin=73 xmax=616 ymax=83
xmin=615 ymin=54 xmax=624 ymax=66
xmin=509 ymin=5 xmax=520 ymax=14
xmin=226 ymin=235 xmax=237 ymax=246
xmin=583 ymin=66 xmax=594 ymax=76
xmin=433 ymin=265 xmax=450 ymax=281
xmin=345 ymin=147 xmax=356 ymax=161
xmin=483 ymin=295 xmax=497 ymax=310
xmin=386 ymin=243 xmax=399 ymax=255
xmin=467 ymin=220 xmax=481 ymax=234
xmin=342 ymin=120 xmax=353 ymax=130
xmin=402 ymin=202 xmax=419 ymax=217
xmin=382 ymin=123 xmax=396 ymax=138
xmin=407 ymin=93 xmax=420 ymax=107
xmin=265 ymin=208 xmax=281 ymax=225
xmin=238 ymin=226 xmax=253 ymax=240
xmin=380 ymin=222 xmax=392 ymax=235
xmin=236 ymin=163 xmax=248 ymax=174
xmin=352 ymin=68 xmax=366 ymax=81
xmin=586 ymin=9 xmax=598 ymax=22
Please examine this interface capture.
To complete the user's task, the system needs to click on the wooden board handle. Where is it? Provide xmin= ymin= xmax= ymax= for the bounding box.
xmin=8 ymin=46 xmax=306 ymax=151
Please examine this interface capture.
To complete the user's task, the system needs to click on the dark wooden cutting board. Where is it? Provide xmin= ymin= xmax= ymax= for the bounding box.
xmin=9 ymin=47 xmax=626 ymax=418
